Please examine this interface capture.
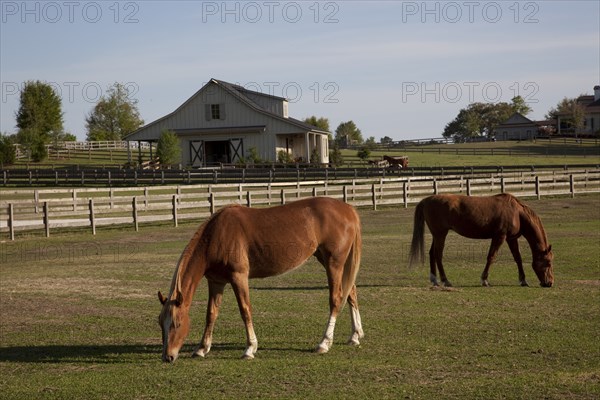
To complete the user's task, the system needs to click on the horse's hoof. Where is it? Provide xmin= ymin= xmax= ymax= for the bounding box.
xmin=241 ymin=353 xmax=255 ymax=360
xmin=443 ymin=281 xmax=453 ymax=288
xmin=520 ymin=281 xmax=530 ymax=287
xmin=315 ymin=344 xmax=329 ymax=354
xmin=192 ymin=348 xmax=209 ymax=358
xmin=481 ymin=280 xmax=490 ymax=287
xmin=347 ymin=338 xmax=361 ymax=346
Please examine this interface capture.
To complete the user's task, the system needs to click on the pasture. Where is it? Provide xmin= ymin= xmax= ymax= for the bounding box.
xmin=0 ymin=194 xmax=599 ymax=399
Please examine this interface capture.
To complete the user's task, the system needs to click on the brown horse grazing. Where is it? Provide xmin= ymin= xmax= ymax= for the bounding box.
xmin=408 ymin=193 xmax=554 ymax=288
xmin=158 ymin=197 xmax=363 ymax=362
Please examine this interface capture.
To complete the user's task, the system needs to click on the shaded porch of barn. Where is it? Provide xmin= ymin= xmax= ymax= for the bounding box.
xmin=276 ymin=132 xmax=329 ymax=164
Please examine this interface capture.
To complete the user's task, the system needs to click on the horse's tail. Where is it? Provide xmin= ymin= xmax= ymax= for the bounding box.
xmin=341 ymin=217 xmax=362 ymax=308
xmin=408 ymin=199 xmax=426 ymax=268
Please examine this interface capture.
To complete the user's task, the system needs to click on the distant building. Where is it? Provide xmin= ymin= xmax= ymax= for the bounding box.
xmin=494 ymin=113 xmax=546 ymax=141
xmin=125 ymin=78 xmax=330 ymax=166
xmin=556 ymin=85 xmax=600 ymax=136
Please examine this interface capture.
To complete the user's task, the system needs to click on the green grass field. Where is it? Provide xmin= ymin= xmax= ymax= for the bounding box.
xmin=7 ymin=140 xmax=600 ymax=170
xmin=1 ymin=194 xmax=598 ymax=399
xmin=343 ymin=140 xmax=600 ymax=168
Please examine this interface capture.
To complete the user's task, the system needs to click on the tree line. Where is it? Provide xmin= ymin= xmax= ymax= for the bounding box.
xmin=1 ymin=81 xmax=145 ymax=164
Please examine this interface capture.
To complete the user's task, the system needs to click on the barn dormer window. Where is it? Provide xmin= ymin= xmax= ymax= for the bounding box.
xmin=205 ymin=103 xmax=225 ymax=121
xmin=211 ymin=104 xmax=221 ymax=119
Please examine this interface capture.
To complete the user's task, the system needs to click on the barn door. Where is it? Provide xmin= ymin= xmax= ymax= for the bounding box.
xmin=229 ymin=138 xmax=243 ymax=164
xmin=190 ymin=140 xmax=204 ymax=167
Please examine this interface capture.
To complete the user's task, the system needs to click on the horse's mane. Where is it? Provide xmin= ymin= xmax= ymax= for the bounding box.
xmin=167 ymin=205 xmax=240 ymax=300
xmin=510 ymin=195 xmax=548 ymax=244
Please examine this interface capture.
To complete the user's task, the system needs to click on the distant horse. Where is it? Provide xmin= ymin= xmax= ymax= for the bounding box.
xmin=158 ymin=197 xmax=363 ymax=362
xmin=383 ymin=155 xmax=409 ymax=169
xmin=408 ymin=193 xmax=554 ymax=287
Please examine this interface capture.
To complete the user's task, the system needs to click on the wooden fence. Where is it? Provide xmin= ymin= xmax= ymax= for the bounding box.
xmin=1 ymin=169 xmax=598 ymax=240
xmin=4 ymin=164 xmax=600 ymax=187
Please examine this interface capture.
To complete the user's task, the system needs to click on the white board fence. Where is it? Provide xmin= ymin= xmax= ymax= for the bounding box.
xmin=1 ymin=169 xmax=598 ymax=240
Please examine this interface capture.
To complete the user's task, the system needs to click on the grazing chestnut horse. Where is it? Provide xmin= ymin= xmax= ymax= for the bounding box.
xmin=408 ymin=193 xmax=554 ymax=288
xmin=158 ymin=197 xmax=363 ymax=362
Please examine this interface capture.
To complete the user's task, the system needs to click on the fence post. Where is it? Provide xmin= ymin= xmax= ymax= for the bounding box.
xmin=81 ymin=171 xmax=85 ymax=186
xmin=187 ymin=170 xmax=191 ymax=184
xmin=34 ymin=190 xmax=39 ymax=213
xmin=209 ymin=192 xmax=215 ymax=214
xmin=8 ymin=204 xmax=14 ymax=241
xmin=72 ymin=189 xmax=77 ymax=211
xmin=312 ymin=187 xmax=317 ymax=197
xmin=267 ymin=183 xmax=272 ymax=205
xmin=89 ymin=199 xmax=96 ymax=235
xmin=403 ymin=181 xmax=408 ymax=208
xmin=3 ymin=170 xmax=7 ymax=186
xmin=55 ymin=171 xmax=59 ymax=185
xmin=569 ymin=174 xmax=575 ymax=198
xmin=28 ymin=170 xmax=32 ymax=186
xmin=535 ymin=176 xmax=541 ymax=199
xmin=433 ymin=179 xmax=438 ymax=195
xmin=144 ymin=187 xmax=149 ymax=208
xmin=134 ymin=170 xmax=138 ymax=185
xmin=132 ymin=197 xmax=139 ymax=231
xmin=466 ymin=179 xmax=472 ymax=196
xmin=343 ymin=185 xmax=348 ymax=203
xmin=280 ymin=189 xmax=286 ymax=205
xmin=43 ymin=201 xmax=50 ymax=237
xmin=501 ymin=177 xmax=506 ymax=193
xmin=172 ymin=195 xmax=178 ymax=227
xmin=246 ymin=191 xmax=252 ymax=208
xmin=371 ymin=184 xmax=377 ymax=211
xmin=239 ymin=184 xmax=243 ymax=202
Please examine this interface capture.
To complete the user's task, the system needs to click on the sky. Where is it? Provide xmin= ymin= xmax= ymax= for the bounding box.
xmin=1 ymin=0 xmax=599 ymax=141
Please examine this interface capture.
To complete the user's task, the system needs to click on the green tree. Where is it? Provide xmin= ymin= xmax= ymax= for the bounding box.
xmin=511 ymin=96 xmax=532 ymax=116
xmin=156 ymin=130 xmax=181 ymax=165
xmin=86 ymin=83 xmax=144 ymax=141
xmin=380 ymin=136 xmax=394 ymax=146
xmin=329 ymin=143 xmax=344 ymax=167
xmin=443 ymin=99 xmax=526 ymax=142
xmin=0 ymin=134 xmax=17 ymax=166
xmin=334 ymin=120 xmax=363 ymax=147
xmin=15 ymin=80 xmax=63 ymax=161
xmin=545 ymin=97 xmax=586 ymax=134
xmin=357 ymin=146 xmax=371 ymax=161
xmin=304 ymin=116 xmax=330 ymax=132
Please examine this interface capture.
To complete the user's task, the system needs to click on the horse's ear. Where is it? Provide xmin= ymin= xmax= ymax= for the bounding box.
xmin=174 ymin=290 xmax=183 ymax=307
xmin=158 ymin=291 xmax=167 ymax=305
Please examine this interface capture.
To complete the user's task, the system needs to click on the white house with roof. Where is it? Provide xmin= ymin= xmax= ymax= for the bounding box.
xmin=494 ymin=113 xmax=540 ymax=141
xmin=125 ymin=78 xmax=330 ymax=166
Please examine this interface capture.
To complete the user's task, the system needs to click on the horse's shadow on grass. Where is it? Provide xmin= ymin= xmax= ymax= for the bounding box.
xmin=0 ymin=344 xmax=160 ymax=364
xmin=0 ymin=343 xmax=316 ymax=363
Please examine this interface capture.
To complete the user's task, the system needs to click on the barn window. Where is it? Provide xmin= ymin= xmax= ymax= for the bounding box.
xmin=211 ymin=104 xmax=221 ymax=120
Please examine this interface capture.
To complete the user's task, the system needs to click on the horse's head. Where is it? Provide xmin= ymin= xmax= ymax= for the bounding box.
xmin=532 ymin=245 xmax=554 ymax=287
xmin=158 ymin=290 xmax=190 ymax=362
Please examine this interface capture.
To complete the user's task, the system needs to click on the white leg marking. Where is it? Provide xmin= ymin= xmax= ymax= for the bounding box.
xmin=193 ymin=337 xmax=211 ymax=358
xmin=348 ymin=307 xmax=364 ymax=346
xmin=242 ymin=325 xmax=258 ymax=359
xmin=316 ymin=316 xmax=336 ymax=353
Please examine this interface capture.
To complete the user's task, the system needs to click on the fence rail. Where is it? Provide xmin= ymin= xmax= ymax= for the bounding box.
xmin=1 ymin=169 xmax=598 ymax=240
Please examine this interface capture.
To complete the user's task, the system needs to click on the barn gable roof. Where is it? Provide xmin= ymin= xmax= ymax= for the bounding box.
xmin=125 ymin=78 xmax=329 ymax=141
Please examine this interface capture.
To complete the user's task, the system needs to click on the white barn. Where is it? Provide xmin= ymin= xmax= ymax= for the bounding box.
xmin=125 ymin=78 xmax=330 ymax=166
